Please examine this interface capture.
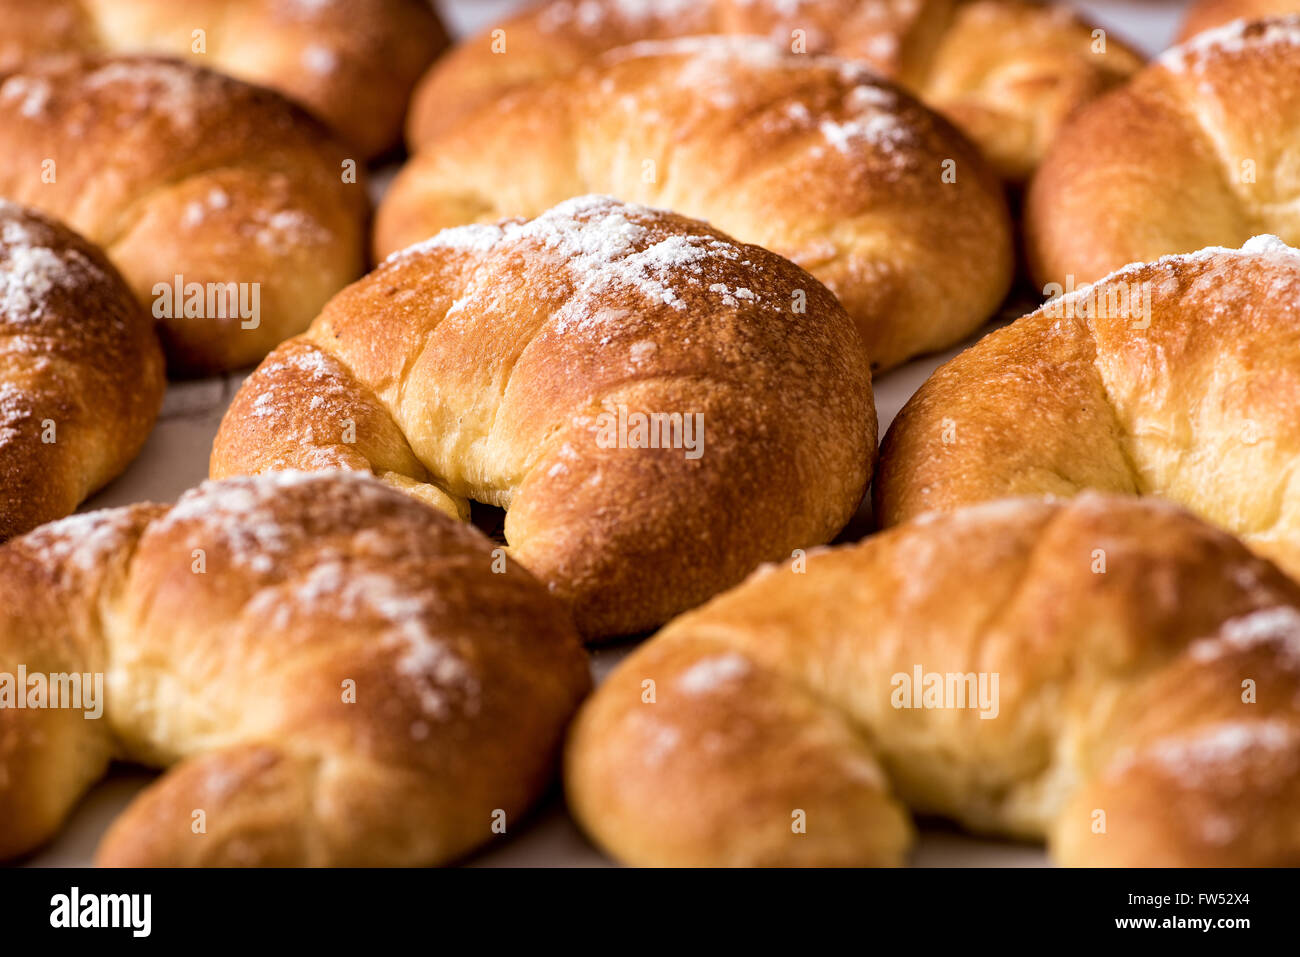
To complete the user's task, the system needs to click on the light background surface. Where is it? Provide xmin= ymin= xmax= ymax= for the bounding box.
xmin=26 ymin=0 xmax=1190 ymax=868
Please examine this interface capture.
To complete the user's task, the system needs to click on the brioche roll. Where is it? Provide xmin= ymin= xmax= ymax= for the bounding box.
xmin=1026 ymin=17 xmax=1300 ymax=289
xmin=0 ymin=202 xmax=164 ymax=542
xmin=214 ymin=196 xmax=876 ymax=640
xmin=0 ymin=0 xmax=448 ymax=158
xmin=876 ymin=237 xmax=1300 ymax=581
xmin=381 ymin=38 xmax=1013 ymax=371
xmin=0 ymin=471 xmax=590 ymax=866
xmin=567 ymin=494 xmax=1300 ymax=866
xmin=0 ymin=55 xmax=369 ymax=376
xmin=410 ymin=0 xmax=1142 ymax=182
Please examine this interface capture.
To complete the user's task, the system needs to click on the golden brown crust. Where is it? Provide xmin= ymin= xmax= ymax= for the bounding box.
xmin=410 ymin=0 xmax=1141 ymax=182
xmin=1025 ymin=17 xmax=1300 ymax=289
xmin=381 ymin=40 xmax=1013 ymax=371
xmin=0 ymin=202 xmax=164 ymax=542
xmin=566 ymin=494 xmax=1300 ymax=866
xmin=0 ymin=471 xmax=590 ymax=865
xmin=0 ymin=55 xmax=369 ymax=376
xmin=214 ymin=196 xmax=876 ymax=640
xmin=876 ymin=237 xmax=1300 ymax=580
xmin=0 ymin=0 xmax=448 ymax=158
xmin=1178 ymin=0 xmax=1300 ymax=42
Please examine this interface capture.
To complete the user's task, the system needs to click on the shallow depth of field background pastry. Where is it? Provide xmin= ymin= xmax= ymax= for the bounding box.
xmin=380 ymin=36 xmax=1014 ymax=372
xmin=0 ymin=0 xmax=449 ymax=158
xmin=409 ymin=0 xmax=1145 ymax=183
xmin=0 ymin=56 xmax=370 ymax=376
xmin=11 ymin=1 xmax=1278 ymax=868
xmin=1025 ymin=16 xmax=1300 ymax=286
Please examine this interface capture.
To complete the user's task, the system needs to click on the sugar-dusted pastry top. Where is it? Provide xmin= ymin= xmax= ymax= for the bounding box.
xmin=0 ymin=201 xmax=164 ymax=541
xmin=215 ymin=196 xmax=877 ymax=640
xmin=877 ymin=236 xmax=1300 ymax=582
xmin=0 ymin=471 xmax=590 ymax=865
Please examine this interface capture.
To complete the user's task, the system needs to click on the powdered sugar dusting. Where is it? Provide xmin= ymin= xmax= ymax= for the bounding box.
xmin=246 ymin=207 xmax=332 ymax=254
xmin=263 ymin=345 xmax=337 ymax=385
xmin=539 ymin=0 xmax=702 ymax=33
xmin=301 ymin=44 xmax=339 ymax=75
xmin=1159 ymin=16 xmax=1300 ymax=74
xmin=605 ymin=36 xmax=798 ymax=111
xmin=152 ymin=473 xmax=483 ymax=721
xmin=0 ymin=381 xmax=29 ymax=446
xmin=1 ymin=244 xmax=66 ymax=322
xmin=1104 ymin=718 xmax=1299 ymax=846
xmin=640 ymin=723 xmax=682 ymax=766
xmin=602 ymin=36 xmax=917 ymax=158
xmin=1144 ymin=234 xmax=1300 ymax=275
xmin=678 ymin=652 xmax=751 ymax=694
xmin=181 ymin=187 xmax=231 ymax=228
xmin=414 ymin=222 xmax=509 ymax=255
xmin=0 ymin=208 xmax=113 ymax=326
xmin=246 ymin=560 xmax=480 ymax=720
xmin=389 ymin=195 xmax=777 ymax=322
xmin=1040 ymin=235 xmax=1300 ymax=320
xmin=154 ymin=471 xmax=390 ymax=574
xmin=819 ymin=108 xmax=911 ymax=155
xmin=81 ymin=59 xmax=213 ymax=129
xmin=707 ymin=283 xmax=760 ymax=308
xmin=250 ymin=390 xmax=279 ymax=419
xmin=244 ymin=346 xmax=369 ymax=465
xmin=1237 ymin=234 xmax=1299 ymax=257
xmin=1190 ymin=606 xmax=1300 ymax=668
xmin=15 ymin=506 xmax=144 ymax=574
xmin=1143 ymin=720 xmax=1296 ymax=785
xmin=0 ymin=75 xmax=51 ymax=117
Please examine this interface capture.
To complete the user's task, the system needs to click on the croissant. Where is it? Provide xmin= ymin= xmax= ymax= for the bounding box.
xmin=1025 ymin=17 xmax=1300 ymax=289
xmin=380 ymin=38 xmax=1014 ymax=372
xmin=0 ymin=0 xmax=448 ymax=158
xmin=408 ymin=0 xmax=1143 ymax=183
xmin=876 ymin=237 xmax=1300 ymax=580
xmin=0 ymin=55 xmax=369 ymax=376
xmin=1179 ymin=0 xmax=1300 ymax=41
xmin=0 ymin=471 xmax=591 ymax=866
xmin=0 ymin=202 xmax=164 ymax=542
xmin=566 ymin=494 xmax=1300 ymax=866
xmin=213 ymin=196 xmax=876 ymax=640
